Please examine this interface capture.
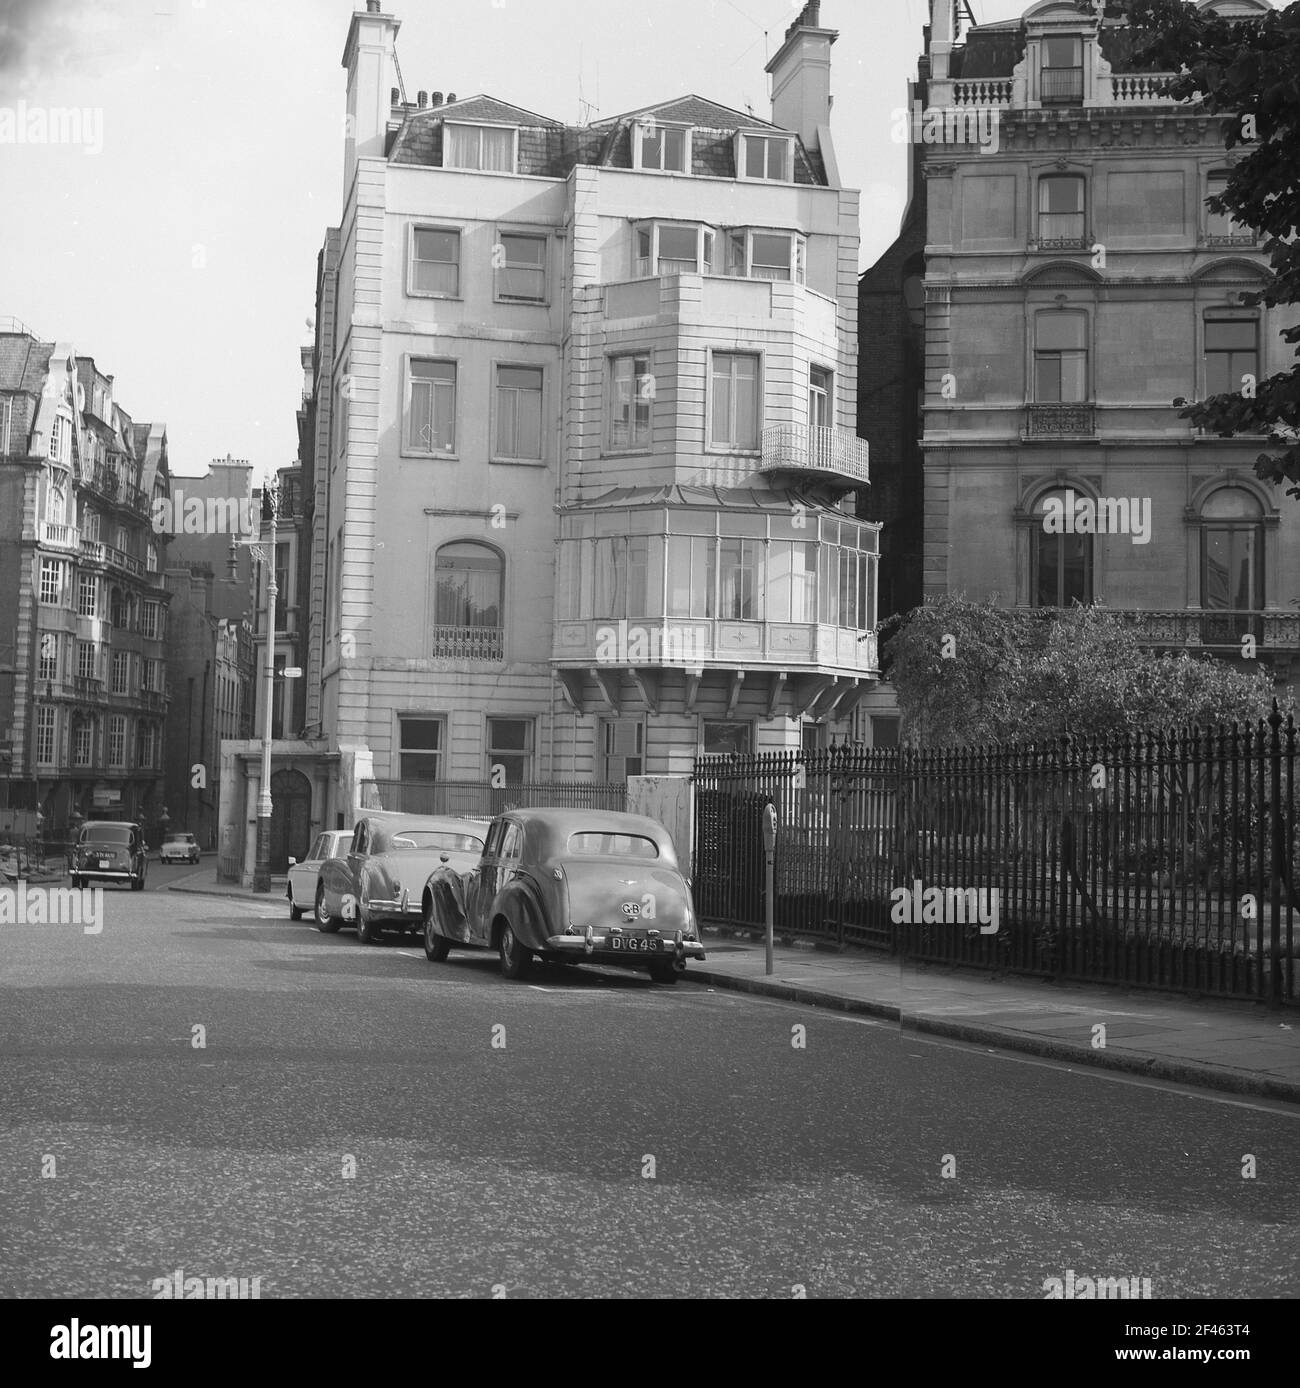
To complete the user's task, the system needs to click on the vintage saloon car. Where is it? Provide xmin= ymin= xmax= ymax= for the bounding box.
xmin=316 ymin=813 xmax=485 ymax=942
xmin=71 ymin=821 xmax=147 ymax=890
xmin=286 ymin=829 xmax=351 ymax=920
xmin=420 ymin=808 xmax=706 ymax=983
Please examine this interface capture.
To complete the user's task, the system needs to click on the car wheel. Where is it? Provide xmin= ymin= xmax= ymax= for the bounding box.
xmin=315 ymin=883 xmax=342 ymax=933
xmin=649 ymin=959 xmax=679 ymax=985
xmin=498 ymin=922 xmax=531 ymax=980
xmin=288 ymin=888 xmax=304 ymax=921
xmin=424 ymin=912 xmax=452 ymax=962
xmin=356 ymin=899 xmax=380 ymax=945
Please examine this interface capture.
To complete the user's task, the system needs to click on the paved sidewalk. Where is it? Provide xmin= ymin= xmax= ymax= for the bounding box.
xmin=168 ymin=870 xmax=1300 ymax=1104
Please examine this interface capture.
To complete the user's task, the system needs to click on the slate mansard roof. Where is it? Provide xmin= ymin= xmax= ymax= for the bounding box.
xmin=388 ymin=92 xmax=827 ymax=186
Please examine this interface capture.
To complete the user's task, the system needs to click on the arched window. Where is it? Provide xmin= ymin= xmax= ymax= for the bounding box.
xmin=45 ymin=471 xmax=67 ymax=524
xmin=1031 ymin=488 xmax=1093 ymax=608
xmin=432 ymin=543 xmax=504 ymax=659
xmin=1201 ymin=488 xmax=1263 ymax=615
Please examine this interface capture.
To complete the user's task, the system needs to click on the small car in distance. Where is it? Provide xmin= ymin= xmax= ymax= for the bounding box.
xmin=160 ymin=832 xmax=201 ymax=865
xmin=71 ymin=821 xmax=147 ymax=890
xmin=286 ymin=829 xmax=351 ymax=920
xmin=316 ymin=814 xmax=486 ymax=941
xmin=421 ymin=808 xmax=705 ymax=983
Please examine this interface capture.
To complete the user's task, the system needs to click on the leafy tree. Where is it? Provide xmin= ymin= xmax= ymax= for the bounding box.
xmin=884 ymin=596 xmax=1278 ymax=745
xmin=1077 ymin=0 xmax=1300 ymax=496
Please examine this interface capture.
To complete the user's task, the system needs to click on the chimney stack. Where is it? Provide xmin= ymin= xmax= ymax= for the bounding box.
xmin=765 ymin=2 xmax=838 ymax=161
xmin=342 ymin=3 xmax=402 ymax=194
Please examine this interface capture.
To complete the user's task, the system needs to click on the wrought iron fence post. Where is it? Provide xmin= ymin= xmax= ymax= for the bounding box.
xmin=1269 ymin=701 xmax=1283 ymax=1011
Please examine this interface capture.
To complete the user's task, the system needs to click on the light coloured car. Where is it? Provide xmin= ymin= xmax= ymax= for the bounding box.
xmin=160 ymin=832 xmax=201 ymax=865
xmin=286 ymin=830 xmax=351 ymax=920
xmin=316 ymin=814 xmax=486 ymax=941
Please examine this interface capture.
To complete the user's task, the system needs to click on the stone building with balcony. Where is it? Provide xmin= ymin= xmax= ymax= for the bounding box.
xmin=874 ymin=0 xmax=1298 ymax=706
xmin=306 ymin=0 xmax=876 ymax=818
xmin=0 ymin=320 xmax=173 ymax=838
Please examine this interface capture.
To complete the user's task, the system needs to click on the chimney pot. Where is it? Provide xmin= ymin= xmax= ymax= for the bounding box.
xmin=366 ymin=0 xmax=381 ymax=12
xmin=446 ymin=92 xmax=456 ymax=104
xmin=417 ymin=90 xmax=428 ymax=107
xmin=430 ymin=91 xmax=443 ymax=106
xmin=390 ymin=87 xmax=400 ymax=104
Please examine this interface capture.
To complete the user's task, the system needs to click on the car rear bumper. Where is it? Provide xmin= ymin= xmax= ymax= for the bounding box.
xmin=544 ymin=931 xmax=706 ymax=962
xmin=76 ymin=869 xmax=137 ymax=880
xmin=365 ymin=891 xmax=422 ymax=919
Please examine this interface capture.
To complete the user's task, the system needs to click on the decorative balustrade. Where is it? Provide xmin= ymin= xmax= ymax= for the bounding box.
xmin=760 ymin=425 xmax=870 ymax=487
xmin=949 ymin=78 xmax=1012 ymax=107
xmin=38 ymin=521 xmax=81 ymax=551
xmin=1110 ymin=73 xmax=1174 ymax=104
xmin=1025 ymin=403 xmax=1096 ymax=437
xmin=429 ymin=625 xmax=505 ymax=661
xmin=1121 ymin=609 xmax=1300 ymax=650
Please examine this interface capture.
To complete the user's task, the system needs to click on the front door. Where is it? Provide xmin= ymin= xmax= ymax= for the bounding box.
xmin=269 ymin=769 xmax=312 ymax=874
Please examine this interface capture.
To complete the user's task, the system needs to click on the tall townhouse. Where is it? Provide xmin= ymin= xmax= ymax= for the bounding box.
xmin=0 ymin=320 xmax=173 ymax=839
xmin=908 ymin=0 xmax=1298 ymax=695
xmin=313 ymin=0 xmax=877 ymax=816
xmin=251 ymin=465 xmax=308 ymax=741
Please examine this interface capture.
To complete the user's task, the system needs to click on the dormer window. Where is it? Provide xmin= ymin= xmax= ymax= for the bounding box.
xmin=725 ymin=229 xmax=806 ymax=283
xmin=443 ymin=122 xmax=517 ymax=173
xmin=1041 ymin=35 xmax=1083 ymax=104
xmin=737 ymin=132 xmax=793 ymax=182
xmin=633 ymin=119 xmax=690 ymax=174
xmin=634 ymin=222 xmax=716 ymax=277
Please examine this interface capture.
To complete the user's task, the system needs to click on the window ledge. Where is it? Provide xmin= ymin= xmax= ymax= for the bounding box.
xmin=489 ymin=456 xmax=547 ymax=467
xmin=399 ymin=449 xmax=461 ymax=461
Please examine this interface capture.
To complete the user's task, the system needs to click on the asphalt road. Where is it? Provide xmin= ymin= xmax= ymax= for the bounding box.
xmin=1 ymin=867 xmax=1297 ymax=1298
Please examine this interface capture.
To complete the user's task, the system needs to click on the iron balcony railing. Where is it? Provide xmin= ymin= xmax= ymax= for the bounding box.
xmin=1116 ymin=608 xmax=1300 ymax=651
xmin=759 ymin=425 xmax=870 ymax=488
xmin=429 ymin=624 xmax=505 ymax=661
xmin=693 ymin=710 xmax=1298 ymax=1006
xmin=1041 ymin=67 xmax=1083 ymax=103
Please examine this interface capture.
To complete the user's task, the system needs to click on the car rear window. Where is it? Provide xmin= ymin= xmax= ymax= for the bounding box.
xmin=81 ymin=825 xmax=132 ymax=845
xmin=166 ymin=835 xmax=195 ymax=844
xmin=390 ymin=830 xmax=484 ymax=852
xmin=567 ymin=832 xmax=660 ymax=859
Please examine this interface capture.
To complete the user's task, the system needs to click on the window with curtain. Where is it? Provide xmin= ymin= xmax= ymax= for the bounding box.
xmin=1038 ymin=175 xmax=1085 ymax=242
xmin=46 ymin=472 xmax=67 ymax=523
xmin=636 ymin=123 xmax=688 ymax=172
xmin=610 ymin=354 xmax=652 ymax=448
xmin=764 ymin=540 xmax=817 ymax=622
xmin=1041 ymin=35 xmax=1083 ymax=102
xmin=444 ymin=123 xmax=515 ymax=172
xmin=487 ymin=718 xmax=534 ymax=784
xmin=1032 ymin=488 xmax=1093 ymax=607
xmin=407 ymin=360 xmax=457 ymax=453
xmin=1034 ymin=313 xmax=1088 ymax=402
xmin=434 ymin=542 xmax=503 ymax=627
xmin=410 ymin=227 xmax=460 ymax=296
xmin=719 ymin=538 xmax=760 ymax=620
xmin=494 ymin=366 xmax=543 ymax=459
xmin=742 ymin=134 xmax=790 ymax=181
xmin=711 ymin=353 xmax=760 ymax=449
xmin=666 ymin=535 xmax=715 ymax=617
xmin=496 ymin=233 xmax=546 ymax=301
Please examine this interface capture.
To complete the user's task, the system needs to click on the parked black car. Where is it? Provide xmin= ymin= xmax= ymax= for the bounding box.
xmin=71 ymin=821 xmax=147 ymax=890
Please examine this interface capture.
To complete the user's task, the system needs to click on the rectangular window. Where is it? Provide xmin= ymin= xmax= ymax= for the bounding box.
xmin=486 ymin=717 xmax=534 ymax=784
xmin=444 ymin=123 xmax=516 ymax=172
xmin=108 ymin=715 xmax=126 ymax=767
xmin=610 ymin=354 xmax=653 ymax=449
xmin=410 ymin=227 xmax=460 ymax=296
xmin=635 ymin=222 xmax=713 ymax=277
xmin=49 ymin=415 xmax=67 ymax=464
xmin=141 ymin=600 xmax=159 ymax=639
xmin=719 ymin=539 xmax=760 ymax=620
xmin=35 ymin=707 xmax=56 ymax=764
xmin=702 ymin=720 xmax=752 ymax=756
xmin=39 ymin=558 xmax=65 ymax=605
xmin=78 ymin=641 xmax=96 ymax=681
xmin=1038 ymin=175 xmax=1085 ymax=243
xmin=407 ymin=359 xmax=457 ymax=453
xmin=742 ymin=134 xmax=791 ymax=181
xmin=871 ymin=716 xmax=900 ymax=749
xmin=494 ymin=366 xmax=543 ymax=460
xmin=764 ymin=541 xmax=818 ymax=622
xmin=1205 ymin=173 xmax=1251 ymax=241
xmin=0 ymin=397 xmax=10 ymax=456
xmin=1034 ymin=314 xmax=1089 ymax=402
xmin=79 ymin=573 xmax=98 ymax=618
xmin=73 ymin=721 xmax=93 ymax=767
xmin=112 ymin=650 xmax=129 ymax=694
xmin=138 ymin=724 xmax=156 ymax=770
xmin=1042 ymin=35 xmax=1083 ymax=102
xmin=659 ymin=224 xmax=702 ymax=275
xmin=82 ymin=510 xmax=100 ymax=541
xmin=1204 ymin=318 xmax=1258 ymax=399
xmin=496 ymin=232 xmax=547 ymax=302
xmin=600 ymin=720 xmax=643 ymax=780
xmin=38 ymin=633 xmax=59 ymax=682
xmin=636 ymin=122 xmax=688 ymax=173
xmin=399 ymin=717 xmax=443 ymax=782
xmin=275 ymin=542 xmax=290 ymax=629
xmin=666 ymin=536 xmax=716 ymax=618
xmin=750 ymin=232 xmax=795 ymax=282
xmin=710 ymin=353 xmax=760 ymax=449
xmin=809 ymin=366 xmax=832 ymax=429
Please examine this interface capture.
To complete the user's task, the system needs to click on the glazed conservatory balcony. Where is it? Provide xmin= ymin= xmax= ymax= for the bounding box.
xmin=759 ymin=425 xmax=870 ymax=489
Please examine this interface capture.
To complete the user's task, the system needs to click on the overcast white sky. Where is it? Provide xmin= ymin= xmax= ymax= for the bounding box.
xmin=0 ymin=0 xmax=1034 ymax=481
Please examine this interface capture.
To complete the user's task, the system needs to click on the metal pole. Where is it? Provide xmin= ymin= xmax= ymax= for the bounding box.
xmin=252 ymin=487 xmax=278 ymax=893
xmin=763 ymin=802 xmax=777 ymax=976
xmin=1269 ymin=702 xmax=1282 ymax=1010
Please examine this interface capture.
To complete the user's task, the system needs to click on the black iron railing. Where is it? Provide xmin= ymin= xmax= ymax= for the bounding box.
xmin=693 ymin=710 xmax=1298 ymax=1004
